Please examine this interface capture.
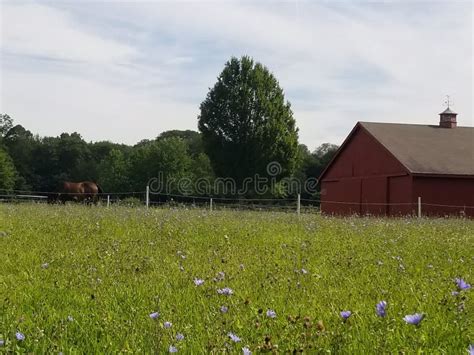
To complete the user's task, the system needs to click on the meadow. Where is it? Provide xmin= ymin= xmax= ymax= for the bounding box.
xmin=0 ymin=204 xmax=472 ymax=354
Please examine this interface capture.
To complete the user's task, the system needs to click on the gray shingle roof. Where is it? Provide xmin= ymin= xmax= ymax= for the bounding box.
xmin=360 ymin=122 xmax=474 ymax=176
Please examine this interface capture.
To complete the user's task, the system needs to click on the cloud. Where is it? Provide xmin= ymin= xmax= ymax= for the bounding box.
xmin=0 ymin=1 xmax=472 ymax=148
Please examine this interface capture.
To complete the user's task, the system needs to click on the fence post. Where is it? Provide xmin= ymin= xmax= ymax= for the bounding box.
xmin=210 ymin=198 xmax=213 ymax=212
xmin=107 ymin=195 xmax=110 ymax=208
xmin=146 ymin=186 xmax=150 ymax=208
xmin=297 ymin=193 xmax=301 ymax=215
xmin=417 ymin=196 xmax=421 ymax=218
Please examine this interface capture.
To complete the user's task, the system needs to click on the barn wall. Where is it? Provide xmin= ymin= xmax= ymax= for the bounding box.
xmin=413 ymin=177 xmax=474 ymax=217
xmin=321 ymin=126 xmax=410 ymax=216
xmin=387 ymin=175 xmax=413 ymax=216
xmin=322 ymin=178 xmax=361 ymax=215
xmin=322 ymin=126 xmax=407 ymax=179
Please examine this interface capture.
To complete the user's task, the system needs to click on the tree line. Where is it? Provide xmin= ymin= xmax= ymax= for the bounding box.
xmin=0 ymin=56 xmax=338 ymax=199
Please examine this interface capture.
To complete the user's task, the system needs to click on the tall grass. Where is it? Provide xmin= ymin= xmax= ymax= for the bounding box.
xmin=0 ymin=204 xmax=472 ymax=353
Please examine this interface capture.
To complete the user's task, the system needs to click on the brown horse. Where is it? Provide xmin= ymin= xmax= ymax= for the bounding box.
xmin=50 ymin=181 xmax=103 ymax=204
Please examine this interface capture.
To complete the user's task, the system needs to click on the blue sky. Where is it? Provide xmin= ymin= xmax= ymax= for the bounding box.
xmin=1 ymin=0 xmax=472 ymax=149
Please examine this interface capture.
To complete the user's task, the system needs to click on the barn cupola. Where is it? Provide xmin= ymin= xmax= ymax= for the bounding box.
xmin=439 ymin=97 xmax=457 ymax=128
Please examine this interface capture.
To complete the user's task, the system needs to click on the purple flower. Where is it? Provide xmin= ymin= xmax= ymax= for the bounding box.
xmin=266 ymin=309 xmax=277 ymax=318
xmin=217 ymin=287 xmax=233 ymax=296
xmin=469 ymin=344 xmax=474 ymax=355
xmin=242 ymin=347 xmax=252 ymax=355
xmin=228 ymin=332 xmax=241 ymax=342
xmin=376 ymin=301 xmax=387 ymax=317
xmin=340 ymin=311 xmax=351 ymax=320
xmin=149 ymin=312 xmax=159 ymax=319
xmin=451 ymin=291 xmax=460 ymax=296
xmin=403 ymin=313 xmax=424 ymax=325
xmin=169 ymin=345 xmax=178 ymax=353
xmin=0 ymin=339 xmax=4 ymax=347
xmin=15 ymin=332 xmax=25 ymax=341
xmin=176 ymin=333 xmax=184 ymax=341
xmin=164 ymin=321 xmax=172 ymax=329
xmin=455 ymin=278 xmax=471 ymax=291
xmin=194 ymin=278 xmax=205 ymax=286
xmin=220 ymin=305 xmax=229 ymax=313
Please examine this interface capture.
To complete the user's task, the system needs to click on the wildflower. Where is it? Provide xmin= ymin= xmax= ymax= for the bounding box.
xmin=376 ymin=301 xmax=387 ymax=317
xmin=67 ymin=315 xmax=74 ymax=322
xmin=340 ymin=311 xmax=351 ymax=320
xmin=176 ymin=333 xmax=184 ymax=341
xmin=455 ymin=278 xmax=471 ymax=291
xmin=217 ymin=287 xmax=233 ymax=296
xmin=0 ymin=339 xmax=4 ymax=346
xmin=41 ymin=263 xmax=49 ymax=269
xmin=451 ymin=291 xmax=460 ymax=296
xmin=239 ymin=264 xmax=245 ymax=270
xmin=194 ymin=278 xmax=205 ymax=286
xmin=179 ymin=266 xmax=184 ymax=272
xmin=469 ymin=344 xmax=474 ymax=355
xmin=149 ymin=312 xmax=159 ymax=319
xmin=266 ymin=309 xmax=277 ymax=318
xmin=217 ymin=271 xmax=225 ymax=280
xmin=220 ymin=305 xmax=229 ymax=313
xmin=403 ymin=313 xmax=424 ymax=325
xmin=228 ymin=332 xmax=241 ymax=342
xmin=164 ymin=321 xmax=172 ymax=329
xmin=169 ymin=345 xmax=178 ymax=353
xmin=301 ymin=268 xmax=308 ymax=275
xmin=16 ymin=332 xmax=25 ymax=341
xmin=242 ymin=347 xmax=252 ymax=355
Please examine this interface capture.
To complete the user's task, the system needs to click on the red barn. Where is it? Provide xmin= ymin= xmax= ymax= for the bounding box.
xmin=319 ymin=108 xmax=474 ymax=217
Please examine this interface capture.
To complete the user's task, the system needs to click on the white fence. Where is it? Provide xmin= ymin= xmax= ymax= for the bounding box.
xmin=1 ymin=187 xmax=473 ymax=217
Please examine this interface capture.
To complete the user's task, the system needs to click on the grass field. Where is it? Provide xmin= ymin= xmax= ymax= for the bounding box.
xmin=0 ymin=204 xmax=472 ymax=353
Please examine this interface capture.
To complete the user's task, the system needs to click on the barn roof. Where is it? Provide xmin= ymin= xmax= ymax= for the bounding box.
xmin=359 ymin=122 xmax=474 ymax=176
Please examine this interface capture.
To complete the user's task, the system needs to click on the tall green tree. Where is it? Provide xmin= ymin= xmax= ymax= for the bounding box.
xmin=158 ymin=130 xmax=204 ymax=157
xmin=128 ymin=137 xmax=192 ymax=192
xmin=4 ymin=124 xmax=37 ymax=189
xmin=98 ymin=149 xmax=131 ymax=192
xmin=0 ymin=147 xmax=17 ymax=191
xmin=198 ymin=56 xmax=299 ymax=186
xmin=0 ymin=114 xmax=13 ymax=141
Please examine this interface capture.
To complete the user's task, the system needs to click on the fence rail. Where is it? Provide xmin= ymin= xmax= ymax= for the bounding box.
xmin=0 ymin=187 xmax=473 ymax=217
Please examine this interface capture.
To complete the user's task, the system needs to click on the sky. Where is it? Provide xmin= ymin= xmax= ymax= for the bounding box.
xmin=1 ymin=0 xmax=472 ymax=150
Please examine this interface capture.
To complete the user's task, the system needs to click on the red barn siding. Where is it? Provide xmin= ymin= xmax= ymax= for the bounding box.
xmin=322 ymin=127 xmax=407 ymax=179
xmin=413 ymin=177 xmax=474 ymax=217
xmin=321 ymin=127 xmax=410 ymax=215
xmin=361 ymin=176 xmax=387 ymax=215
xmin=387 ymin=175 xmax=413 ymax=216
xmin=322 ymin=178 xmax=361 ymax=215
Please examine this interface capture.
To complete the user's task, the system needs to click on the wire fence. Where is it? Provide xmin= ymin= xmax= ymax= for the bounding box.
xmin=0 ymin=188 xmax=472 ymax=217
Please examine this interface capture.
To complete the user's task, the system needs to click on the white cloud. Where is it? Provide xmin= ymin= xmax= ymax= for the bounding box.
xmin=1 ymin=3 xmax=136 ymax=64
xmin=0 ymin=1 xmax=472 ymax=148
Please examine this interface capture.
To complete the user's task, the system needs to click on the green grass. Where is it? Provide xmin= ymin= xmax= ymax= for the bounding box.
xmin=0 ymin=204 xmax=472 ymax=353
